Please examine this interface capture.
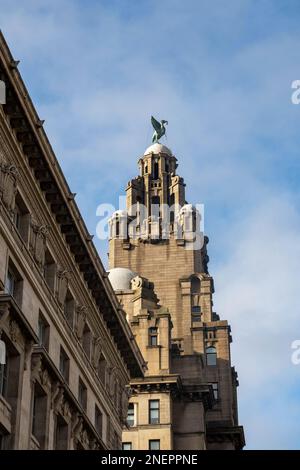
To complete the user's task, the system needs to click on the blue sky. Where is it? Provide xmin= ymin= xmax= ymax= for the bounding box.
xmin=1 ymin=0 xmax=300 ymax=449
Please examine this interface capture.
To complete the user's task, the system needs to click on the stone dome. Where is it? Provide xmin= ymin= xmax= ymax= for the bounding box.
xmin=144 ymin=143 xmax=172 ymax=156
xmin=108 ymin=267 xmax=137 ymax=291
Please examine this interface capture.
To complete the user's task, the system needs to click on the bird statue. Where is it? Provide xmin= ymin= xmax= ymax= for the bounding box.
xmin=151 ymin=116 xmax=168 ymax=143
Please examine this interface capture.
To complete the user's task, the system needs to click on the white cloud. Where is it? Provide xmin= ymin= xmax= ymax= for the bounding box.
xmin=214 ymin=194 xmax=300 ymax=448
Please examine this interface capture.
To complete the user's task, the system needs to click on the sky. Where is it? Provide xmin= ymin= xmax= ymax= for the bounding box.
xmin=1 ymin=0 xmax=300 ymax=449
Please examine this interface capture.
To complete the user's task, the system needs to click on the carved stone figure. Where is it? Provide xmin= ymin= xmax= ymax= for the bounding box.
xmin=75 ymin=305 xmax=87 ymax=340
xmin=30 ymin=220 xmax=49 ymax=268
xmin=56 ymin=267 xmax=71 ymax=305
xmin=0 ymin=162 xmax=18 ymax=214
xmin=92 ymin=336 xmax=102 ymax=369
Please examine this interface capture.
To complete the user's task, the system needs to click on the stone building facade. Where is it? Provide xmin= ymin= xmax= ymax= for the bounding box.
xmin=0 ymin=32 xmax=145 ymax=450
xmin=108 ymin=143 xmax=245 ymax=450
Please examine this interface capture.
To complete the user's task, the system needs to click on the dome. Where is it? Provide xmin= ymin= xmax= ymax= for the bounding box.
xmin=144 ymin=143 xmax=172 ymax=156
xmin=108 ymin=267 xmax=137 ymax=291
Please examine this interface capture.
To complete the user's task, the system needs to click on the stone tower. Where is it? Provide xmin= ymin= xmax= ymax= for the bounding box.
xmin=108 ymin=142 xmax=245 ymax=450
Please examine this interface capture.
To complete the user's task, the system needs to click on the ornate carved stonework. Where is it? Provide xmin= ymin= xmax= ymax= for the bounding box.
xmin=56 ymin=267 xmax=71 ymax=305
xmin=31 ymin=355 xmax=43 ymax=381
xmin=30 ymin=219 xmax=49 ymax=268
xmin=9 ymin=319 xmax=21 ymax=343
xmin=80 ymin=429 xmax=89 ymax=448
xmin=0 ymin=302 xmax=10 ymax=325
xmin=0 ymin=162 xmax=18 ymax=214
xmin=109 ymin=367 xmax=118 ymax=397
xmin=61 ymin=399 xmax=71 ymax=421
xmin=92 ymin=336 xmax=102 ymax=369
xmin=71 ymin=413 xmax=83 ymax=440
xmin=40 ymin=368 xmax=51 ymax=388
xmin=75 ymin=305 xmax=87 ymax=340
xmin=51 ymin=382 xmax=64 ymax=410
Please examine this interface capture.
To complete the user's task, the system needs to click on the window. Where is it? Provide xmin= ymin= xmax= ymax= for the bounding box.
xmin=0 ymin=429 xmax=9 ymax=450
xmin=55 ymin=415 xmax=68 ymax=450
xmin=192 ymin=310 xmax=201 ymax=322
xmin=122 ymin=442 xmax=132 ymax=450
xmin=149 ymin=439 xmax=160 ymax=450
xmin=149 ymin=327 xmax=158 ymax=347
xmin=38 ymin=313 xmax=49 ymax=350
xmin=82 ymin=323 xmax=92 ymax=359
xmin=5 ymin=262 xmax=23 ymax=306
xmin=95 ymin=405 xmax=103 ymax=437
xmin=59 ymin=347 xmax=69 ymax=383
xmin=0 ymin=337 xmax=20 ymax=409
xmin=44 ymin=249 xmax=56 ymax=292
xmin=78 ymin=378 xmax=87 ymax=411
xmin=192 ymin=305 xmax=201 ymax=313
xmin=153 ymin=161 xmax=159 ymax=179
xmin=206 ymin=346 xmax=217 ymax=366
xmin=149 ymin=400 xmax=160 ymax=425
xmin=0 ymin=353 xmax=8 ymax=398
xmin=64 ymin=290 xmax=75 ymax=329
xmin=13 ymin=193 xmax=30 ymax=243
xmin=4 ymin=270 xmax=14 ymax=297
xmin=31 ymin=382 xmax=47 ymax=448
xmin=211 ymin=383 xmax=218 ymax=400
xmin=206 ymin=329 xmax=216 ymax=340
xmin=126 ymin=403 xmax=135 ymax=427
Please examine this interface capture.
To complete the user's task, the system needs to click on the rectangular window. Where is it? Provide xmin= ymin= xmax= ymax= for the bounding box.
xmin=95 ymin=405 xmax=103 ymax=437
xmin=0 ymin=430 xmax=9 ymax=450
xmin=0 ymin=355 xmax=9 ymax=398
xmin=5 ymin=262 xmax=23 ymax=306
xmin=78 ymin=378 xmax=87 ymax=411
xmin=211 ymin=382 xmax=218 ymax=400
xmin=55 ymin=415 xmax=68 ymax=450
xmin=122 ymin=442 xmax=132 ymax=450
xmin=59 ymin=347 xmax=69 ymax=383
xmin=149 ymin=399 xmax=160 ymax=425
xmin=5 ymin=270 xmax=15 ymax=297
xmin=149 ymin=327 xmax=158 ymax=346
xmin=38 ymin=313 xmax=49 ymax=350
xmin=192 ymin=312 xmax=201 ymax=322
xmin=13 ymin=193 xmax=30 ymax=243
xmin=206 ymin=346 xmax=217 ymax=366
xmin=126 ymin=403 xmax=135 ymax=427
xmin=149 ymin=439 xmax=160 ymax=450
xmin=192 ymin=305 xmax=201 ymax=313
xmin=31 ymin=382 xmax=47 ymax=448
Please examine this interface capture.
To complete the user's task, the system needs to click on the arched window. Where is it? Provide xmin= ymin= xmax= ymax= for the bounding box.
xmin=153 ymin=161 xmax=159 ymax=179
xmin=206 ymin=346 xmax=217 ymax=366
